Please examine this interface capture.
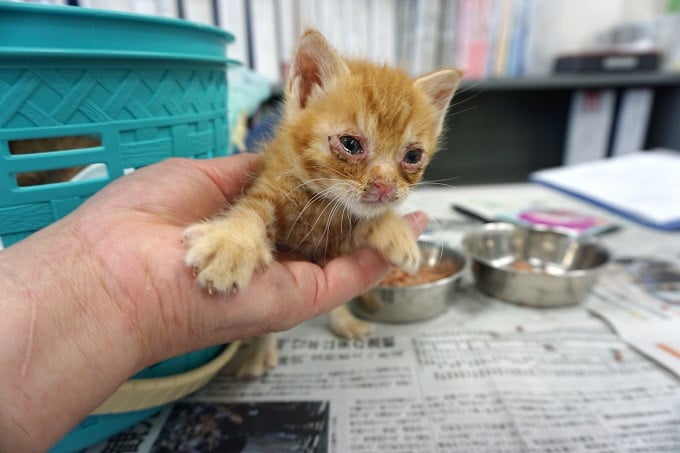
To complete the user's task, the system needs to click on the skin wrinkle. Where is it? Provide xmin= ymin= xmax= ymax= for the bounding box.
xmin=173 ymin=252 xmax=211 ymax=349
xmin=297 ymin=265 xmax=325 ymax=321
xmin=19 ymin=300 xmax=37 ymax=379
xmin=74 ymin=218 xmax=149 ymax=366
xmin=142 ymin=254 xmax=173 ymax=343
xmin=174 ymin=263 xmax=198 ymax=345
xmin=43 ymin=222 xmax=138 ymax=382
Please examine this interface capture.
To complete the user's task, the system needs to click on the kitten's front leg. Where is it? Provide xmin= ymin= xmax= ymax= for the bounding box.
xmin=184 ymin=197 xmax=275 ymax=293
xmin=356 ymin=210 xmax=421 ymax=274
xmin=327 ymin=211 xmax=421 ymax=339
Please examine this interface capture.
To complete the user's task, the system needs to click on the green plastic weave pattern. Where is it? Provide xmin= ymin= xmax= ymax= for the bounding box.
xmin=0 ymin=2 xmax=235 ymax=246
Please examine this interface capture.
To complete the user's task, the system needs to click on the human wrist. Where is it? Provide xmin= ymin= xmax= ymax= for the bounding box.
xmin=0 ymin=219 xmax=145 ymax=450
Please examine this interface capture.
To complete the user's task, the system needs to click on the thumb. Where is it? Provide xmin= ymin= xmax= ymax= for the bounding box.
xmin=298 ymin=211 xmax=430 ymax=319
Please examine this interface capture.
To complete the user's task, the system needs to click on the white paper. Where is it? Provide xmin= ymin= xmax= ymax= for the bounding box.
xmin=563 ymin=89 xmax=616 ymax=165
xmin=531 ymin=150 xmax=680 ymax=228
xmin=611 ymin=88 xmax=653 ymax=157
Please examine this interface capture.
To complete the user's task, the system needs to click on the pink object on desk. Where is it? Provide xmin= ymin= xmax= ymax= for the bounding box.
xmin=518 ymin=208 xmax=599 ymax=232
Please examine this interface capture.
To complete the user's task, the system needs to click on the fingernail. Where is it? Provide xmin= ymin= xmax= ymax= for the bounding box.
xmin=408 ymin=211 xmax=429 ymax=234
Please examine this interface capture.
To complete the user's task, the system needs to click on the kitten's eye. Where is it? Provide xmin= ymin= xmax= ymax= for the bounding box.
xmin=340 ymin=136 xmax=362 ymax=155
xmin=403 ymin=149 xmax=423 ymax=165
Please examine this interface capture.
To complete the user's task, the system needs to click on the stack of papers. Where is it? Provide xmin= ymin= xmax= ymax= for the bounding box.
xmin=530 ymin=150 xmax=680 ymax=230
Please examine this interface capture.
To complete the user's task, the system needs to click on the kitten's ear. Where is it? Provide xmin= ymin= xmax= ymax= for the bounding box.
xmin=286 ymin=29 xmax=349 ymax=110
xmin=413 ymin=68 xmax=463 ymax=132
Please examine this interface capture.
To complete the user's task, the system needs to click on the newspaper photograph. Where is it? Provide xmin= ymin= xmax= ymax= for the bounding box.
xmin=588 ymin=255 xmax=680 ymax=378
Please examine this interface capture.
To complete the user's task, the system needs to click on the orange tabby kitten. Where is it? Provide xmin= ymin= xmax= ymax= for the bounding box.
xmin=184 ymin=30 xmax=461 ymax=377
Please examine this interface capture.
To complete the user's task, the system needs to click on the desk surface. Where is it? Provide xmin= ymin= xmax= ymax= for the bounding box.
xmin=86 ymin=183 xmax=680 ymax=453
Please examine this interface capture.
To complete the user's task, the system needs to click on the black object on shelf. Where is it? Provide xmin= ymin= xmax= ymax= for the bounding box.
xmin=554 ymin=52 xmax=661 ymax=74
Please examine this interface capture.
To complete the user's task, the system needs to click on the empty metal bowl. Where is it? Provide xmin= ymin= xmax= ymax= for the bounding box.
xmin=462 ymin=222 xmax=610 ymax=307
xmin=350 ymin=241 xmax=467 ymax=323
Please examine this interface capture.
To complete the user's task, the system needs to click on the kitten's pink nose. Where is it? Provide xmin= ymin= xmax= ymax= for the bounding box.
xmin=364 ymin=181 xmax=397 ymax=203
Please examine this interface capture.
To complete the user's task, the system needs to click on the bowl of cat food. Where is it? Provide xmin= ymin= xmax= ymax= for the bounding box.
xmin=462 ymin=222 xmax=610 ymax=307
xmin=351 ymin=240 xmax=467 ymax=323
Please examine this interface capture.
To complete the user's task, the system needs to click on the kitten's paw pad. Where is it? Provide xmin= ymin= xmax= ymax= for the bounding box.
xmin=183 ymin=222 xmax=272 ymax=293
xmin=234 ymin=345 xmax=278 ymax=379
xmin=329 ymin=314 xmax=374 ymax=339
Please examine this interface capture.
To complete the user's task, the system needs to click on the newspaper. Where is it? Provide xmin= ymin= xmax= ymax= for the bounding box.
xmin=587 ymin=255 xmax=680 ymax=378
xmin=84 ymin=282 xmax=680 ymax=452
xmin=86 ymin=322 xmax=680 ymax=452
xmin=82 ymin=184 xmax=680 ymax=452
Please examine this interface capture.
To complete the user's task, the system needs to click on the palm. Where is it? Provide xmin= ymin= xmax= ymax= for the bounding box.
xmin=71 ymin=155 xmax=269 ymax=356
xmin=67 ymin=154 xmax=424 ymax=362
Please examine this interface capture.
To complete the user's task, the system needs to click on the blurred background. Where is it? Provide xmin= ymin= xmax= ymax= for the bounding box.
xmin=14 ymin=0 xmax=680 ymax=184
xmin=19 ymin=0 xmax=680 ymax=81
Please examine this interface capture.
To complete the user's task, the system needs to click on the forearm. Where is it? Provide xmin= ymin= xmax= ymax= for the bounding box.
xmin=0 ymin=220 xmax=145 ymax=452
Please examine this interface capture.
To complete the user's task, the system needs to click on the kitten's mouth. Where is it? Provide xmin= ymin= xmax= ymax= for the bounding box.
xmin=361 ymin=194 xmax=398 ymax=205
xmin=361 ymin=182 xmax=398 ymax=204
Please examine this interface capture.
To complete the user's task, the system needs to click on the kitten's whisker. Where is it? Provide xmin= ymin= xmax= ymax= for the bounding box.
xmin=285 ymin=185 xmax=342 ymax=242
xmin=295 ymin=187 xmax=347 ymax=251
xmin=426 ymin=216 xmax=446 ymax=235
xmin=283 ymin=177 xmax=346 ymax=197
xmin=284 ymin=186 xmax=336 ymax=237
xmin=451 ymin=79 xmax=485 ymax=101
xmin=415 ymin=178 xmax=461 ymax=189
xmin=312 ymin=163 xmax=352 ymax=180
xmin=290 ymin=183 xmax=353 ymax=250
xmin=447 ymin=105 xmax=478 ymax=117
xmin=284 ymin=175 xmax=354 ymax=198
xmin=323 ymin=197 xmax=345 ymax=257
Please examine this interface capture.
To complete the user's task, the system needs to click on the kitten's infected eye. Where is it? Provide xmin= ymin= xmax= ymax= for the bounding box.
xmin=403 ymin=149 xmax=423 ymax=165
xmin=329 ymin=134 xmax=366 ymax=163
xmin=340 ymin=136 xmax=363 ymax=155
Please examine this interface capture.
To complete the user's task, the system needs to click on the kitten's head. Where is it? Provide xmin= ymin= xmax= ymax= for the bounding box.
xmin=282 ymin=30 xmax=461 ymax=219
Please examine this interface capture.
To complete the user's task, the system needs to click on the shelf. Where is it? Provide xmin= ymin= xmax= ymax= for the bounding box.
xmin=461 ymin=72 xmax=680 ymax=91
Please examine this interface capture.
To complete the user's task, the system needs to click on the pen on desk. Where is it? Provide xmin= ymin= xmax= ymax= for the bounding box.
xmin=450 ymin=204 xmax=493 ymax=224
xmin=590 ymin=223 xmax=622 ymax=237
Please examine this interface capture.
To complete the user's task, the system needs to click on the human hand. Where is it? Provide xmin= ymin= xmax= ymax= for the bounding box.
xmin=0 ymin=153 xmax=428 ymax=450
xmin=66 ymin=154 xmax=429 ymax=365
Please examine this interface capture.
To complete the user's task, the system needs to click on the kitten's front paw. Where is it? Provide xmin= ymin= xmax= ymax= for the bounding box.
xmin=358 ymin=219 xmax=421 ymax=274
xmin=184 ymin=220 xmax=272 ymax=293
xmin=386 ymin=236 xmax=421 ymax=275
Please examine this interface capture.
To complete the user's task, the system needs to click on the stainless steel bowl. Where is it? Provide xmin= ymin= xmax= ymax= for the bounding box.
xmin=350 ymin=241 xmax=467 ymax=323
xmin=462 ymin=222 xmax=610 ymax=307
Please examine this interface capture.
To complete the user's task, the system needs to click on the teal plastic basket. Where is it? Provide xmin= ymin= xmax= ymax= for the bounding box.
xmin=0 ymin=3 xmax=237 ymax=451
xmin=0 ymin=2 xmax=236 ymax=246
xmin=50 ymin=345 xmax=224 ymax=453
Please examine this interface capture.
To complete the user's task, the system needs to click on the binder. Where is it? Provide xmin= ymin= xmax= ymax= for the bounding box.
xmin=530 ymin=150 xmax=680 ymax=231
